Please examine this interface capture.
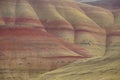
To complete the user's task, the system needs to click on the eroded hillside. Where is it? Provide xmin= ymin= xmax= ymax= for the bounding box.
xmin=0 ymin=0 xmax=120 ymax=80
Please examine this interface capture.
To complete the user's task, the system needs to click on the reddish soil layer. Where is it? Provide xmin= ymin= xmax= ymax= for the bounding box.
xmin=0 ymin=27 xmax=90 ymax=56
xmin=0 ymin=27 xmax=47 ymax=36
xmin=0 ymin=17 xmax=42 ymax=24
xmin=0 ymin=27 xmax=91 ymax=70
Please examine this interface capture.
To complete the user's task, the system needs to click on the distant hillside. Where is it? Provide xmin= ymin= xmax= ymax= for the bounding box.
xmin=84 ymin=0 xmax=120 ymax=9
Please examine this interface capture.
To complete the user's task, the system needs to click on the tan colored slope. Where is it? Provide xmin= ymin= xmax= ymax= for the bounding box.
xmin=112 ymin=9 xmax=120 ymax=26
xmin=38 ymin=56 xmax=120 ymax=80
xmin=79 ymin=3 xmax=114 ymax=28
xmin=106 ymin=9 xmax=120 ymax=57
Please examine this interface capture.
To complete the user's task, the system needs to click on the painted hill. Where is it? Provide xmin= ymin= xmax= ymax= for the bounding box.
xmin=78 ymin=3 xmax=114 ymax=28
xmin=35 ymin=0 xmax=120 ymax=80
xmin=29 ymin=0 xmax=107 ymax=56
xmin=0 ymin=0 xmax=120 ymax=80
xmin=84 ymin=0 xmax=120 ymax=9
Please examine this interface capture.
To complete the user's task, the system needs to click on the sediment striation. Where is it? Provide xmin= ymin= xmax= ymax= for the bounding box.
xmin=0 ymin=0 xmax=120 ymax=80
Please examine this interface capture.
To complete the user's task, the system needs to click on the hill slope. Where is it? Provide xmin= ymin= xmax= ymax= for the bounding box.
xmin=0 ymin=0 xmax=120 ymax=80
